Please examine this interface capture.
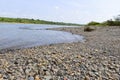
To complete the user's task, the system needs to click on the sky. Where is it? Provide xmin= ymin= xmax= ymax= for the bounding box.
xmin=0 ymin=0 xmax=120 ymax=24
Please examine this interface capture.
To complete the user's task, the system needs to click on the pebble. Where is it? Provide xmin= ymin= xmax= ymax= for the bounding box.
xmin=44 ymin=76 xmax=52 ymax=80
xmin=35 ymin=75 xmax=41 ymax=80
xmin=0 ymin=74 xmax=3 ymax=80
xmin=0 ymin=74 xmax=3 ymax=78
xmin=84 ymin=76 xmax=90 ymax=80
xmin=28 ymin=76 xmax=34 ymax=80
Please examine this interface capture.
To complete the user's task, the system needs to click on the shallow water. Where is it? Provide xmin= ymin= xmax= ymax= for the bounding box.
xmin=0 ymin=23 xmax=84 ymax=49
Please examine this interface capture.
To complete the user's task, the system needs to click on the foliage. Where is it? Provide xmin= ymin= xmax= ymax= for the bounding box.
xmin=87 ymin=21 xmax=100 ymax=26
xmin=0 ymin=17 xmax=81 ymax=26
xmin=102 ymin=15 xmax=120 ymax=26
xmin=102 ymin=20 xmax=120 ymax=26
xmin=87 ymin=15 xmax=120 ymax=26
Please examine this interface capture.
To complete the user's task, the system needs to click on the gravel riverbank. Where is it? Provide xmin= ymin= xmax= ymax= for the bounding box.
xmin=0 ymin=26 xmax=120 ymax=80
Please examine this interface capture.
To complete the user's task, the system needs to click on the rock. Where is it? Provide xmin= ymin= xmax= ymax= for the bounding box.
xmin=0 ymin=74 xmax=3 ymax=80
xmin=44 ymin=76 xmax=52 ymax=80
xmin=88 ymin=71 xmax=95 ymax=77
xmin=0 ymin=78 xmax=3 ymax=80
xmin=1 ymin=59 xmax=9 ymax=67
xmin=84 ymin=76 xmax=90 ymax=80
xmin=0 ymin=74 xmax=3 ymax=78
xmin=84 ymin=26 xmax=95 ymax=32
xmin=64 ymin=77 xmax=68 ymax=80
xmin=98 ymin=76 xmax=102 ymax=80
xmin=103 ymin=51 xmax=107 ymax=53
xmin=28 ymin=76 xmax=34 ymax=80
xmin=56 ymin=70 xmax=63 ymax=76
xmin=25 ymin=68 xmax=31 ymax=76
xmin=35 ymin=75 xmax=41 ymax=80
xmin=94 ymin=49 xmax=98 ymax=52
xmin=10 ymin=76 xmax=15 ymax=80
xmin=94 ymin=72 xmax=99 ymax=77
xmin=2 ymin=74 xmax=10 ymax=79
xmin=66 ymin=47 xmax=71 ymax=50
xmin=14 ymin=61 xmax=18 ymax=65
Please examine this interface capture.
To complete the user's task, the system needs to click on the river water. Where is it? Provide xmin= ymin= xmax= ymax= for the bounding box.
xmin=0 ymin=23 xmax=84 ymax=49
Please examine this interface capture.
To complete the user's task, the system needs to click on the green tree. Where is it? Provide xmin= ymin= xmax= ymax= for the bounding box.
xmin=87 ymin=21 xmax=100 ymax=26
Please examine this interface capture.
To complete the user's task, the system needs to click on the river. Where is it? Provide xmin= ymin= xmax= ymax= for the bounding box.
xmin=0 ymin=23 xmax=84 ymax=49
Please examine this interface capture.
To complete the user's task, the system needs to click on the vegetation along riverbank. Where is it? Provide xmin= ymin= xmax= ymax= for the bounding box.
xmin=0 ymin=17 xmax=81 ymax=26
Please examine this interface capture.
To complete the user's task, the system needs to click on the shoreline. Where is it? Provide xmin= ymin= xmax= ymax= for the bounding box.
xmin=0 ymin=26 xmax=120 ymax=79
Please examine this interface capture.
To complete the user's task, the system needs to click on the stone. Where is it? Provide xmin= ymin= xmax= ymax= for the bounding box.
xmin=64 ymin=77 xmax=68 ymax=80
xmin=94 ymin=49 xmax=98 ymax=52
xmin=0 ymin=78 xmax=3 ymax=80
xmin=25 ymin=68 xmax=31 ymax=75
xmin=66 ymin=47 xmax=71 ymax=50
xmin=98 ymin=76 xmax=102 ymax=80
xmin=84 ymin=76 xmax=90 ymax=80
xmin=28 ymin=76 xmax=34 ymax=80
xmin=44 ymin=76 xmax=52 ymax=80
xmin=56 ymin=70 xmax=63 ymax=76
xmin=35 ymin=75 xmax=41 ymax=80
xmin=0 ymin=74 xmax=3 ymax=80
xmin=0 ymin=74 xmax=3 ymax=78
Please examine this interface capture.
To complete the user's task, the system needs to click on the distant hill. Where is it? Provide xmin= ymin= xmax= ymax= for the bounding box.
xmin=0 ymin=17 xmax=81 ymax=26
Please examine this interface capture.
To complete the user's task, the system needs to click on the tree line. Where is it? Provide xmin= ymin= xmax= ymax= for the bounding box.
xmin=0 ymin=17 xmax=81 ymax=26
xmin=87 ymin=15 xmax=120 ymax=26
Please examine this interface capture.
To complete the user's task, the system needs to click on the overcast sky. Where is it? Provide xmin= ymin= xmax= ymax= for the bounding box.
xmin=0 ymin=0 xmax=120 ymax=24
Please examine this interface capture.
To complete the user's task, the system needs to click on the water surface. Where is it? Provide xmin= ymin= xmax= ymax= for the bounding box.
xmin=0 ymin=23 xmax=84 ymax=49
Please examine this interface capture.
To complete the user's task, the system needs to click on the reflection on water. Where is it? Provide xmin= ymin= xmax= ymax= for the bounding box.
xmin=0 ymin=23 xmax=84 ymax=49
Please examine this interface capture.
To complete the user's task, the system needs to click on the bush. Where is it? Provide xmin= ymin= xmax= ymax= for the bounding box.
xmin=84 ymin=26 xmax=95 ymax=32
xmin=103 ymin=15 xmax=120 ymax=26
xmin=103 ymin=20 xmax=120 ymax=26
xmin=87 ymin=21 xmax=100 ymax=26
